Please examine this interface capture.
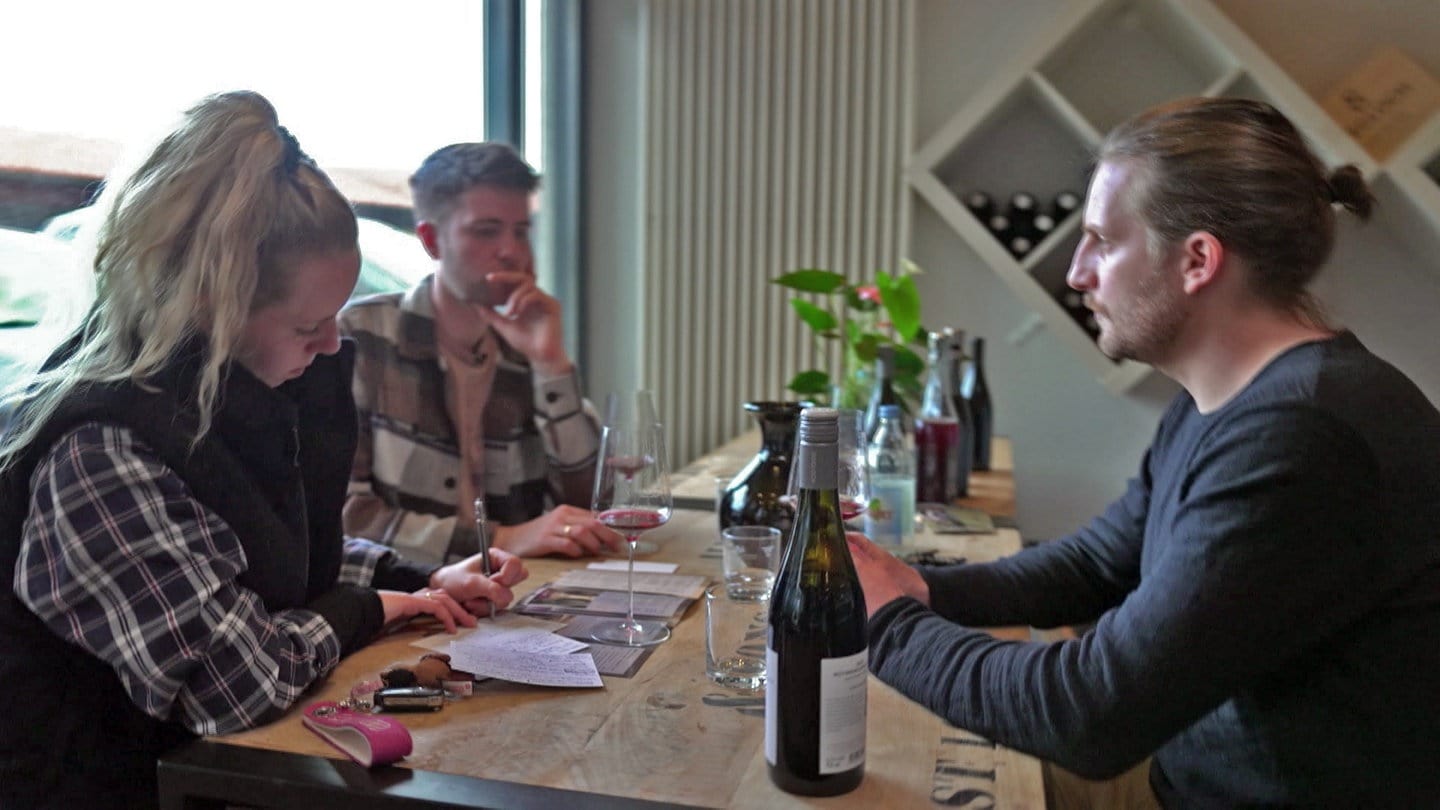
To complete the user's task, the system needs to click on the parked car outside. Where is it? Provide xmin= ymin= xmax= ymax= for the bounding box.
xmin=1 ymin=208 xmax=430 ymax=425
xmin=0 ymin=227 xmax=94 ymax=429
xmin=41 ymin=205 xmax=431 ymax=300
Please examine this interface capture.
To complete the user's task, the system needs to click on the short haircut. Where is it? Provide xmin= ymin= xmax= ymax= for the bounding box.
xmin=409 ymin=142 xmax=540 ymax=223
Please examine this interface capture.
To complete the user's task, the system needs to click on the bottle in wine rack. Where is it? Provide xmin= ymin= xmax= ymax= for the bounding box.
xmin=1006 ymin=191 xmax=1039 ymax=220
xmin=963 ymin=190 xmax=994 ymax=223
xmin=1032 ymin=212 xmax=1057 ymax=241
xmin=1056 ymin=288 xmax=1100 ymax=340
xmin=1050 ymin=190 xmax=1081 ymax=222
xmin=1060 ymin=289 xmax=1085 ymax=314
xmin=986 ymin=213 xmax=1013 ymax=243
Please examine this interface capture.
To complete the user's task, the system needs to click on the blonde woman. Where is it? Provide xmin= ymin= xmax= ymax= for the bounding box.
xmin=0 ymin=91 xmax=525 ymax=808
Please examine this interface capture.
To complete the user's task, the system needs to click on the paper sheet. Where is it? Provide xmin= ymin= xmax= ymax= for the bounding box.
xmin=514 ymin=585 xmax=688 ymax=622
xmin=587 ymin=560 xmax=679 ymax=574
xmin=446 ymin=647 xmax=604 ymax=688
xmin=410 ymin=613 xmax=567 ymax=653
xmin=554 ymin=569 xmax=708 ymax=599
xmin=450 ymin=627 xmax=589 ymax=657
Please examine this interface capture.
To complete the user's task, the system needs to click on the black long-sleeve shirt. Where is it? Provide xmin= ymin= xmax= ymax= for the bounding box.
xmin=869 ymin=332 xmax=1440 ymax=807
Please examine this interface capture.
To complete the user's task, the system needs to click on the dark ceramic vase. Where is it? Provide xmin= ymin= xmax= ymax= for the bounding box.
xmin=717 ymin=401 xmax=808 ymax=536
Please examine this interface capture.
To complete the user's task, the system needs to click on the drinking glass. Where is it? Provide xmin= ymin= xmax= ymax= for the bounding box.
xmin=591 ymin=391 xmax=674 ymax=647
xmin=784 ymin=407 xmax=869 ymax=524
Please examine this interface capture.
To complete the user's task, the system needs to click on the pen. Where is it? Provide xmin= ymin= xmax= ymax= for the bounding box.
xmin=473 ymin=497 xmax=496 ymax=619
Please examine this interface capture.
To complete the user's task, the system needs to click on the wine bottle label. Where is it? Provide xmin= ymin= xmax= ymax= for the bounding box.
xmin=764 ymin=646 xmax=869 ymax=773
xmin=864 ymin=475 xmax=915 ymax=546
xmin=765 ymin=646 xmax=778 ymax=766
xmin=819 ymin=649 xmax=868 ymax=774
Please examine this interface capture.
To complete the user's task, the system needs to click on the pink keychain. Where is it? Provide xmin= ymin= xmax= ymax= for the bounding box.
xmin=301 ymin=701 xmax=413 ymax=767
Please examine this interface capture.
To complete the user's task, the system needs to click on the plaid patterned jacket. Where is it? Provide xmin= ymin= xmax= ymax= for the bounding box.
xmin=339 ymin=276 xmax=601 ymax=564
xmin=1 ymin=344 xmax=427 ymax=804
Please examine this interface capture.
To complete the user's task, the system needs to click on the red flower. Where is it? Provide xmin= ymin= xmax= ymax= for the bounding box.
xmin=856 ymin=285 xmax=882 ymax=303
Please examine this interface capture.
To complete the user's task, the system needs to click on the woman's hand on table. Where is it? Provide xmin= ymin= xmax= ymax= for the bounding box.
xmin=494 ymin=505 xmax=626 ymax=558
xmin=846 ymin=532 xmax=932 ymax=619
xmin=428 ymin=548 xmax=529 ymax=615
xmin=378 ymin=589 xmax=478 ymax=633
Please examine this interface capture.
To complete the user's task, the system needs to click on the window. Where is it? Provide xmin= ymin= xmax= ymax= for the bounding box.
xmin=0 ymin=0 xmax=523 ymax=395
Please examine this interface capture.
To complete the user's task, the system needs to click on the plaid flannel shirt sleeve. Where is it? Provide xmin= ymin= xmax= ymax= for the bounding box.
xmin=340 ymin=536 xmax=435 ymax=591
xmin=532 ymin=368 xmax=602 ymax=508
xmin=15 ymin=423 xmax=344 ymax=736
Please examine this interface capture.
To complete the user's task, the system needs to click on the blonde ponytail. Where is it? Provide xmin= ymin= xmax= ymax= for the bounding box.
xmin=0 ymin=90 xmax=357 ymax=471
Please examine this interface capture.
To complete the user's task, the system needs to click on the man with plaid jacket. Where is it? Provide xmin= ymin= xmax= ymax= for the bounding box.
xmin=341 ymin=143 xmax=623 ymax=564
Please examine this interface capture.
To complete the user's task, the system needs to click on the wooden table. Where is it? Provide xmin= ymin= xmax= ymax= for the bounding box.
xmin=160 ymin=440 xmax=1044 ymax=809
xmin=675 ymin=431 xmax=1016 ymax=520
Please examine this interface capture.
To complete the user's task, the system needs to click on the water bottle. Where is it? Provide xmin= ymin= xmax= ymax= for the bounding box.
xmin=864 ymin=404 xmax=915 ymax=548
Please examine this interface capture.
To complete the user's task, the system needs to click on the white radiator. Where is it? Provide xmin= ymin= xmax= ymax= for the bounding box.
xmin=640 ymin=0 xmax=915 ymax=466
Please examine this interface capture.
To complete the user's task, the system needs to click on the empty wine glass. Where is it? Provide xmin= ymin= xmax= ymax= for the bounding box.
xmin=784 ymin=407 xmax=869 ymax=524
xmin=591 ymin=391 xmax=674 ymax=647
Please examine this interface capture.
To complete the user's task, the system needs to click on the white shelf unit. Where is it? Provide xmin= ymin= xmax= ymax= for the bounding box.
xmin=908 ymin=0 xmax=1437 ymax=393
xmin=1374 ymin=111 xmax=1440 ymax=265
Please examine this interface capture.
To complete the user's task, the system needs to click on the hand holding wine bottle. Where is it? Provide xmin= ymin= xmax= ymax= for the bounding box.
xmin=844 ymin=531 xmax=932 ymax=617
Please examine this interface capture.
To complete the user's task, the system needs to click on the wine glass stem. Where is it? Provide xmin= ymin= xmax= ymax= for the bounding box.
xmin=626 ymin=532 xmax=639 ymax=630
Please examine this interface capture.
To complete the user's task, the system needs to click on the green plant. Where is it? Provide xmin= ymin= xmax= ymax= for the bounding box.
xmin=771 ymin=261 xmax=929 ymax=409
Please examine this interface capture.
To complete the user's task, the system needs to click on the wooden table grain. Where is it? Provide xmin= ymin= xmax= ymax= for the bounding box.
xmin=180 ymin=438 xmax=1048 ymax=801
xmin=177 ymin=440 xmax=1043 ymax=809
xmin=676 ymin=432 xmax=1016 ymax=519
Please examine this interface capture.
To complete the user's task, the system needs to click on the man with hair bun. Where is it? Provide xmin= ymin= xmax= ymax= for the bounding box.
xmin=848 ymin=97 xmax=1440 ymax=807
xmin=341 ymin=142 xmax=623 ymax=565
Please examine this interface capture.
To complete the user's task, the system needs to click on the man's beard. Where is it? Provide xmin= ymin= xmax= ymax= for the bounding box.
xmin=1094 ymin=271 xmax=1186 ymax=365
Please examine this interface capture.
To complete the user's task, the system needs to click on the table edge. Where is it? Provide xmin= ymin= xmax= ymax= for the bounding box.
xmin=158 ymin=739 xmax=707 ymax=810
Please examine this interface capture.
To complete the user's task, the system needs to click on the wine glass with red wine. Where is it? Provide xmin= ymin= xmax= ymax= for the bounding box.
xmin=591 ymin=392 xmax=674 ymax=647
xmin=783 ymin=408 xmax=869 ymax=524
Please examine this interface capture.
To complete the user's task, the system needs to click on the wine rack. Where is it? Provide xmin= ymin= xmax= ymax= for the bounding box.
xmin=907 ymin=0 xmax=1440 ymax=393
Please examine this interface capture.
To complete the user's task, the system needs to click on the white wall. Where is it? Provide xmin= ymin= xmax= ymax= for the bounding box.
xmin=909 ymin=0 xmax=1177 ymax=540
xmin=584 ymin=0 xmax=1440 ymax=541
xmin=909 ymin=0 xmax=1440 ymax=541
xmin=582 ymin=0 xmax=645 ymax=403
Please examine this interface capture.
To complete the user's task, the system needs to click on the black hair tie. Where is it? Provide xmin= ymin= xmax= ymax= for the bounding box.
xmin=277 ymin=125 xmax=307 ymax=174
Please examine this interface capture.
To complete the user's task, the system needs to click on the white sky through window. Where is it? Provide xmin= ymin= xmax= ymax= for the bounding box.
xmin=0 ymin=0 xmax=486 ymax=172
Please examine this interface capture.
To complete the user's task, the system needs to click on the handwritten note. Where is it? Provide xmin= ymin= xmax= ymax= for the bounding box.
xmin=554 ymin=569 xmax=708 ymax=599
xmin=587 ymin=560 xmax=679 ymax=574
xmin=454 ymin=628 xmax=588 ymax=657
xmin=446 ymin=647 xmax=604 ymax=688
xmin=410 ymin=613 xmax=567 ymax=654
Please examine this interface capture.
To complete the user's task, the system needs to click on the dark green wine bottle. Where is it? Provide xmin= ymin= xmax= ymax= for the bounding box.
xmin=765 ymin=407 xmax=868 ymax=796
